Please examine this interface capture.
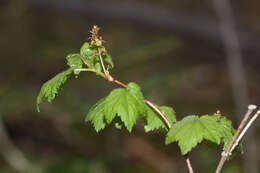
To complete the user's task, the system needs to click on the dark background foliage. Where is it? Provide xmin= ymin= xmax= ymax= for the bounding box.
xmin=0 ymin=0 xmax=259 ymax=172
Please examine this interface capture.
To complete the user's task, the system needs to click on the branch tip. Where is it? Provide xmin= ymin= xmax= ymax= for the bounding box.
xmin=248 ymin=104 xmax=257 ymax=110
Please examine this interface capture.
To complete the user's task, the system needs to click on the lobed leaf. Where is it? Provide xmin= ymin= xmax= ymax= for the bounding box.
xmin=144 ymin=105 xmax=176 ymax=132
xmin=85 ymin=98 xmax=107 ymax=132
xmin=103 ymin=82 xmax=146 ymax=132
xmin=36 ymin=68 xmax=74 ymax=112
xmin=165 ymin=115 xmax=224 ymax=155
xmin=86 ymin=82 xmax=146 ymax=132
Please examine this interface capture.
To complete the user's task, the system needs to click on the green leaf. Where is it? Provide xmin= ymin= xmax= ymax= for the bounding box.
xmin=66 ymin=54 xmax=83 ymax=75
xmin=144 ymin=105 xmax=176 ymax=132
xmin=86 ymin=99 xmax=125 ymax=132
xmin=103 ymin=53 xmax=114 ymax=68
xmin=80 ymin=42 xmax=114 ymax=71
xmin=218 ymin=116 xmax=236 ymax=151
xmin=217 ymin=116 xmax=243 ymax=158
xmin=85 ymin=82 xmax=146 ymax=132
xmin=80 ymin=43 xmax=93 ymax=57
xmin=36 ymin=68 xmax=74 ymax=112
xmin=103 ymin=82 xmax=146 ymax=132
xmin=165 ymin=115 xmax=223 ymax=155
xmin=80 ymin=42 xmax=96 ymax=65
xmin=94 ymin=58 xmax=102 ymax=72
xmin=85 ymin=98 xmax=107 ymax=132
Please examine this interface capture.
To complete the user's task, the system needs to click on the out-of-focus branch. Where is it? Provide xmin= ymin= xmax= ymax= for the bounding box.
xmin=212 ymin=0 xmax=258 ymax=172
xmin=212 ymin=0 xmax=249 ymax=115
xmin=0 ymin=115 xmax=31 ymax=172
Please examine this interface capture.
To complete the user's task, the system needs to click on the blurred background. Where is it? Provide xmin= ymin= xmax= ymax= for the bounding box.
xmin=0 ymin=0 xmax=259 ymax=173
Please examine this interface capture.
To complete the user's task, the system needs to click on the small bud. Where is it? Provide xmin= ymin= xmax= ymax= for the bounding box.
xmin=212 ymin=109 xmax=222 ymax=116
xmin=96 ymin=40 xmax=102 ymax=46
xmin=90 ymin=40 xmax=95 ymax=46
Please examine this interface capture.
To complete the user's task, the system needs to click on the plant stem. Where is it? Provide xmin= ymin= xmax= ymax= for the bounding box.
xmin=230 ymin=110 xmax=260 ymax=153
xmin=185 ymin=154 xmax=194 ymax=173
xmin=114 ymin=75 xmax=193 ymax=172
xmin=82 ymin=46 xmax=193 ymax=172
xmin=144 ymin=99 xmax=171 ymax=128
xmin=81 ymin=63 xmax=172 ymax=129
xmin=111 ymin=77 xmax=172 ymax=128
xmin=93 ymin=68 xmax=172 ymax=129
xmin=80 ymin=55 xmax=95 ymax=69
xmin=113 ymin=79 xmax=127 ymax=88
xmin=76 ymin=68 xmax=105 ymax=78
xmin=215 ymin=105 xmax=257 ymax=173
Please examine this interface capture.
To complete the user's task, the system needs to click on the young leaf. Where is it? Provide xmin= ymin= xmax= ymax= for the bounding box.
xmin=80 ymin=42 xmax=96 ymax=65
xmin=66 ymin=54 xmax=83 ymax=75
xmin=103 ymin=82 xmax=146 ymax=132
xmin=36 ymin=68 xmax=74 ymax=112
xmin=103 ymin=53 xmax=114 ymax=68
xmin=80 ymin=42 xmax=93 ymax=57
xmin=85 ymin=98 xmax=107 ymax=132
xmin=93 ymin=58 xmax=102 ymax=72
xmin=144 ymin=105 xmax=176 ymax=132
xmin=165 ymin=115 xmax=223 ymax=155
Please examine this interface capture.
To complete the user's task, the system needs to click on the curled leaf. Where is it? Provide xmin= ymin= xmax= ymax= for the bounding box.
xmin=36 ymin=68 xmax=74 ymax=112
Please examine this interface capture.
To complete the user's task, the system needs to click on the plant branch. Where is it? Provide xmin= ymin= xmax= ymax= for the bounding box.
xmin=0 ymin=116 xmax=31 ymax=172
xmin=80 ymin=60 xmax=172 ymax=130
xmin=185 ymin=153 xmax=194 ymax=173
xmin=95 ymin=69 xmax=172 ymax=129
xmin=80 ymin=56 xmax=106 ymax=78
xmin=112 ymin=73 xmax=196 ymax=172
xmin=74 ymin=68 xmax=98 ymax=73
xmin=215 ymin=105 xmax=257 ymax=173
xmin=113 ymin=79 xmax=127 ymax=88
xmin=112 ymin=73 xmax=193 ymax=172
xmin=80 ymin=55 xmax=94 ymax=69
xmin=230 ymin=110 xmax=260 ymax=153
xmin=144 ymin=99 xmax=171 ymax=128
xmin=112 ymin=77 xmax=172 ymax=128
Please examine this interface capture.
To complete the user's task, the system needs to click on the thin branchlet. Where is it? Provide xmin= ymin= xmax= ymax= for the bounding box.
xmin=215 ymin=105 xmax=258 ymax=173
xmin=83 ymin=25 xmax=173 ymax=130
